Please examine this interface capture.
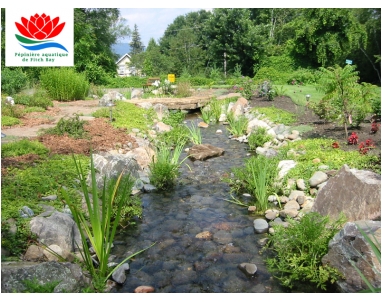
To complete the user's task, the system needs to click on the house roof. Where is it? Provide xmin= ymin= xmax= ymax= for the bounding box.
xmin=116 ymin=53 xmax=131 ymax=65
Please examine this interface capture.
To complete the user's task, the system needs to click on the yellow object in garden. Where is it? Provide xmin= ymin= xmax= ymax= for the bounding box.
xmin=168 ymin=74 xmax=175 ymax=83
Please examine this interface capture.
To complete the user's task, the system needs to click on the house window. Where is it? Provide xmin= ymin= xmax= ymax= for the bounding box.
xmin=118 ymin=66 xmax=125 ymax=75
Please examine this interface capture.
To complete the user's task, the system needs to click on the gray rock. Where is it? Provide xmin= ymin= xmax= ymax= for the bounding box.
xmin=153 ymin=103 xmax=169 ymax=121
xmin=309 ymin=171 xmax=329 ymax=187
xmin=288 ymin=190 xmax=305 ymax=201
xmin=19 ymin=206 xmax=34 ymax=218
xmin=238 ymin=262 xmax=257 ymax=276
xmin=111 ymin=263 xmax=130 ymax=284
xmin=277 ymin=160 xmax=297 ymax=180
xmin=253 ymin=218 xmax=269 ymax=234
xmin=41 ymin=195 xmax=58 ymax=201
xmin=143 ymin=184 xmax=157 ymax=193
xmin=311 ymin=165 xmax=381 ymax=221
xmin=296 ymin=179 xmax=306 ymax=190
xmin=322 ymin=220 xmax=381 ymax=293
xmin=30 ymin=211 xmax=82 ymax=256
xmin=1 ymin=261 xmax=90 ymax=293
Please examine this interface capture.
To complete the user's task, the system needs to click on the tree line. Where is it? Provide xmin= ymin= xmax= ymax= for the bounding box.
xmin=1 ymin=8 xmax=380 ymax=85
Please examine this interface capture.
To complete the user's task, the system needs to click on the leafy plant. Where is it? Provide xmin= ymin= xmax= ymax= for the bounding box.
xmin=1 ymin=116 xmax=21 ymax=126
xmin=15 ymin=87 xmax=53 ymax=109
xmin=247 ymin=127 xmax=273 ymax=150
xmin=263 ymin=212 xmax=347 ymax=290
xmin=162 ymin=110 xmax=186 ymax=128
xmin=1 ymin=67 xmax=28 ymax=94
xmin=200 ymin=106 xmax=214 ymax=124
xmin=148 ymin=142 xmax=187 ymax=190
xmin=61 ymin=153 xmax=153 ymax=291
xmin=187 ymin=122 xmax=202 ymax=145
xmin=370 ymin=122 xmax=380 ymax=134
xmin=348 ymin=132 xmax=359 ymax=145
xmin=233 ymin=76 xmax=256 ymax=100
xmin=1 ymin=138 xmax=49 ymax=158
xmin=359 ymin=139 xmax=375 ymax=155
xmin=21 ymin=277 xmax=61 ymax=293
xmin=41 ymin=114 xmax=89 ymax=139
xmin=155 ymin=124 xmax=189 ymax=148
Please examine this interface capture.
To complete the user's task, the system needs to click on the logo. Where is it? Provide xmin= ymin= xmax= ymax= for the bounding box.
xmin=6 ymin=8 xmax=73 ymax=67
xmin=15 ymin=13 xmax=68 ymax=52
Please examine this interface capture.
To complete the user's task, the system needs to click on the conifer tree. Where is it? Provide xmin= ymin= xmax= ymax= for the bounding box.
xmin=129 ymin=24 xmax=144 ymax=55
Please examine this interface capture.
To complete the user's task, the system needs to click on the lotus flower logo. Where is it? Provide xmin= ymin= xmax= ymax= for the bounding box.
xmin=15 ymin=13 xmax=68 ymax=52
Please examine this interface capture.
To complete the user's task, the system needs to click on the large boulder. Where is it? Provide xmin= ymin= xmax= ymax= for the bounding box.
xmin=187 ymin=144 xmax=224 ymax=161
xmin=88 ymin=153 xmax=141 ymax=189
xmin=322 ymin=220 xmax=381 ymax=293
xmin=311 ymin=164 xmax=381 ymax=221
xmin=30 ymin=211 xmax=82 ymax=257
xmin=1 ymin=261 xmax=90 ymax=293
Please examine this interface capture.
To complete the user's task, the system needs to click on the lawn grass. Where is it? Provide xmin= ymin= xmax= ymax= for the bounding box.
xmin=273 ymin=84 xmax=324 ymax=106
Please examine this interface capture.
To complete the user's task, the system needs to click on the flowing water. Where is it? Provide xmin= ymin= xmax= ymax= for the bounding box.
xmin=112 ymin=117 xmax=285 ymax=293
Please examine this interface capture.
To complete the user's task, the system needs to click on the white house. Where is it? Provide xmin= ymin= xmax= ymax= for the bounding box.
xmin=116 ymin=53 xmax=132 ymax=77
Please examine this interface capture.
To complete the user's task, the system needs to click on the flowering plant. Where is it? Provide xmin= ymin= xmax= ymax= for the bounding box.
xmin=15 ymin=13 xmax=65 ymax=40
xmin=359 ymin=139 xmax=375 ymax=155
xmin=370 ymin=122 xmax=380 ymax=134
xmin=233 ymin=76 xmax=256 ymax=100
xmin=332 ymin=142 xmax=340 ymax=149
xmin=348 ymin=132 xmax=359 ymax=145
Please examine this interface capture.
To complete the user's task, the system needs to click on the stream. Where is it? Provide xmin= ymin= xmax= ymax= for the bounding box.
xmin=111 ymin=117 xmax=285 ymax=293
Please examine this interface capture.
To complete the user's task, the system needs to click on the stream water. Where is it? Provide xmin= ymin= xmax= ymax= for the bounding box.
xmin=112 ymin=117 xmax=285 ymax=293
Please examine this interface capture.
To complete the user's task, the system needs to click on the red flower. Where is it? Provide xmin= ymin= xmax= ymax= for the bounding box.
xmin=348 ymin=132 xmax=358 ymax=145
xmin=15 ymin=13 xmax=65 ymax=40
xmin=332 ymin=142 xmax=339 ymax=148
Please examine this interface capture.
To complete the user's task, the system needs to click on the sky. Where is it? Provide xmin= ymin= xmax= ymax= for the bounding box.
xmin=119 ymin=8 xmax=212 ymax=47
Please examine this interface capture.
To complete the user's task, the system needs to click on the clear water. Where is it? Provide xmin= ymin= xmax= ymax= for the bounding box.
xmin=112 ymin=119 xmax=285 ymax=293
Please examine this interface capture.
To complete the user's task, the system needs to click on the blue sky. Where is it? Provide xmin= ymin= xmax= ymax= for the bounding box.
xmin=119 ymin=8 xmax=212 ymax=47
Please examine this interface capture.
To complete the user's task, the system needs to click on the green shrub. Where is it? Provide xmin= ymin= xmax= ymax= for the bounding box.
xmin=1 ymin=116 xmax=21 ymax=126
xmin=254 ymin=66 xmax=289 ymax=84
xmin=1 ymin=67 xmax=28 ymax=95
xmin=15 ymin=87 xmax=53 ymax=109
xmin=232 ymin=76 xmax=256 ymax=100
xmin=187 ymin=76 xmax=210 ymax=87
xmin=156 ymin=124 xmax=189 ymax=147
xmin=287 ymin=68 xmax=319 ymax=85
xmin=41 ymin=114 xmax=88 ymax=139
xmin=264 ymin=212 xmax=346 ymax=290
xmin=40 ymin=68 xmax=89 ymax=101
xmin=1 ymin=102 xmax=25 ymax=118
xmin=248 ymin=127 xmax=273 ymax=150
xmin=1 ymin=139 xmax=49 ymax=158
xmin=162 ymin=110 xmax=186 ymax=127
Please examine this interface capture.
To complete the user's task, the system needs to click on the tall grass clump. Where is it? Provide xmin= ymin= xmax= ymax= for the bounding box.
xmin=149 ymin=142 xmax=187 ymax=190
xmin=61 ymin=153 xmax=153 ymax=291
xmin=227 ymin=113 xmax=248 ymax=137
xmin=40 ymin=68 xmax=89 ymax=101
xmin=175 ymin=81 xmax=192 ymax=97
xmin=187 ymin=122 xmax=202 ymax=145
xmin=225 ymin=155 xmax=279 ymax=213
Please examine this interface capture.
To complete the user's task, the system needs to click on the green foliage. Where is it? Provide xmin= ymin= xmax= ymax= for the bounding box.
xmin=254 ymin=66 xmax=289 ymax=84
xmin=233 ymin=76 xmax=256 ymax=100
xmin=278 ymin=138 xmax=381 ymax=184
xmin=316 ymin=65 xmax=376 ymax=137
xmin=1 ymin=116 xmax=21 ymax=127
xmin=21 ymin=278 xmax=61 ymax=293
xmin=1 ymin=219 xmax=37 ymax=257
xmin=1 ymin=139 xmax=49 ymax=158
xmin=187 ymin=77 xmax=211 ymax=87
xmin=264 ymin=212 xmax=346 ymax=290
xmin=155 ymin=124 xmax=190 ymax=148
xmin=40 ymin=68 xmax=89 ymax=101
xmin=252 ymin=106 xmax=297 ymax=125
xmin=1 ymin=68 xmax=28 ymax=94
xmin=248 ymin=127 xmax=273 ymax=150
xmin=187 ymin=122 xmax=202 ymax=144
xmin=102 ymin=172 xmax=142 ymax=228
xmin=370 ymin=95 xmax=381 ymax=117
xmin=92 ymin=108 xmax=110 ymax=118
xmin=227 ymin=114 xmax=248 ymax=137
xmin=105 ymin=76 xmax=147 ymax=88
xmin=14 ymin=87 xmax=53 ymax=109
xmin=22 ymin=106 xmax=46 ymax=114
xmin=225 ymin=155 xmax=279 ymax=213
xmin=162 ymin=110 xmax=186 ymax=128
xmin=287 ymin=68 xmax=319 ymax=85
xmin=41 ymin=115 xmax=89 ymax=139
xmin=1 ymin=101 xmax=25 ymax=118
xmin=61 ymin=153 xmax=152 ymax=291
xmin=149 ymin=142 xmax=187 ymax=190
xmin=111 ymin=101 xmax=155 ymax=133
